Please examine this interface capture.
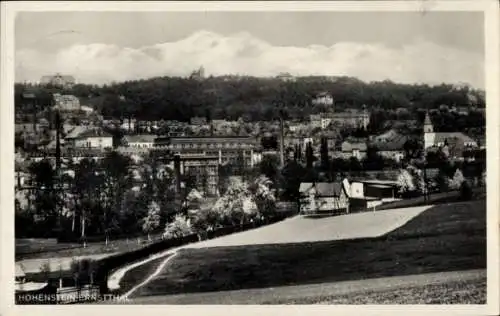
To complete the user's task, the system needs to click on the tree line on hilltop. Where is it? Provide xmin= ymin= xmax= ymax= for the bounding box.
xmin=15 ymin=76 xmax=485 ymax=124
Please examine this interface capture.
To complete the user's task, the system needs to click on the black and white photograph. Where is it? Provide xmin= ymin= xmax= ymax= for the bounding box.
xmin=1 ymin=1 xmax=499 ymax=313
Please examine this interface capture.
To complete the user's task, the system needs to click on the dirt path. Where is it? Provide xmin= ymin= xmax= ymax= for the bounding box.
xmin=125 ymin=269 xmax=486 ymax=304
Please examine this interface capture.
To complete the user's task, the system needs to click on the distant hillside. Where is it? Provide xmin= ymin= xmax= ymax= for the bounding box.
xmin=14 ymin=77 xmax=485 ymax=123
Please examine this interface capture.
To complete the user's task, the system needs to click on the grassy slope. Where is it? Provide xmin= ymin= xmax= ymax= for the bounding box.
xmin=134 ymin=200 xmax=486 ymax=298
xmin=16 ymin=235 xmax=162 ymax=260
xmin=114 ymin=255 xmax=170 ymax=295
xmin=269 ymin=277 xmax=487 ymax=304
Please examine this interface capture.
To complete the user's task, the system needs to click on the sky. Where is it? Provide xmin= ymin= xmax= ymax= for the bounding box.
xmin=15 ymin=11 xmax=485 ymax=88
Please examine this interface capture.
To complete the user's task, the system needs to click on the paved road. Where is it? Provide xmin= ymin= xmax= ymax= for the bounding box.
xmin=122 ymin=269 xmax=486 ymax=304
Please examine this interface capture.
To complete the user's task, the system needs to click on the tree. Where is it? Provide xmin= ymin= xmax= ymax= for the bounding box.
xmin=73 ymin=158 xmax=103 ymax=245
xmin=28 ymin=160 xmax=58 ymax=234
xmin=280 ymin=161 xmax=307 ymax=201
xmin=434 ymin=169 xmax=450 ymax=193
xmin=99 ymin=151 xmax=132 ymax=240
xmin=459 ymin=181 xmax=473 ymax=201
xmin=259 ymin=154 xmax=280 ymax=188
xmin=306 ymin=143 xmax=314 ymax=169
xmin=320 ymin=137 xmax=329 ymax=172
xmin=407 ymin=165 xmax=425 ymax=195
xmin=163 ymin=214 xmax=193 ymax=239
xmin=142 ymin=201 xmax=161 ymax=241
xmin=403 ymin=138 xmax=422 ymax=162
xmin=363 ymin=146 xmax=384 ymax=170
xmin=249 ymin=175 xmax=277 ymax=222
xmin=449 ymin=168 xmax=465 ymax=190
xmin=397 ymin=168 xmax=415 ymax=195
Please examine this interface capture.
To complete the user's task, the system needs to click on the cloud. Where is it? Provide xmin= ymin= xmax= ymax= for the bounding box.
xmin=15 ymin=30 xmax=484 ymax=88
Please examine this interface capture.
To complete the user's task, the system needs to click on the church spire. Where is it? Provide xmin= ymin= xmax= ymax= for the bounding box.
xmin=423 ymin=111 xmax=433 ymax=133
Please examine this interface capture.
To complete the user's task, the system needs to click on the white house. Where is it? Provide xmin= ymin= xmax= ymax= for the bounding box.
xmin=299 ymin=182 xmax=350 ymax=215
xmin=123 ymin=134 xmax=156 ymax=148
xmin=73 ymin=129 xmax=113 ymax=149
xmin=312 ymin=92 xmax=334 ymax=106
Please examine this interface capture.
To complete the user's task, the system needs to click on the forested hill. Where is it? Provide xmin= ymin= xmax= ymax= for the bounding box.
xmin=15 ymin=76 xmax=485 ymax=122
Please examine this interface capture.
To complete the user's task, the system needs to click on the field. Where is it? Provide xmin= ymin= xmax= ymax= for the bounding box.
xmin=16 ymin=234 xmax=162 ymax=261
xmin=124 ymin=269 xmax=486 ymax=304
xmin=117 ymin=255 xmax=170 ymax=295
xmin=129 ymin=200 xmax=486 ymax=302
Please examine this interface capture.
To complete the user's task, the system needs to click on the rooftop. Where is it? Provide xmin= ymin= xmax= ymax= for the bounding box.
xmin=124 ymin=134 xmax=157 ymax=143
xmin=299 ymin=182 xmax=347 ymax=197
xmin=76 ymin=129 xmax=113 ymax=139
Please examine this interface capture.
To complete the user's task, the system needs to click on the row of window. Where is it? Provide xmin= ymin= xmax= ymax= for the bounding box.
xmin=170 ymin=142 xmax=255 ymax=149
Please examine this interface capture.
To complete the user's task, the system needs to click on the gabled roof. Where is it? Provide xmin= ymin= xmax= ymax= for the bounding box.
xmin=65 ymin=126 xmax=89 ymax=139
xmin=124 ymin=134 xmax=157 ymax=143
xmin=341 ymin=140 xmax=367 ymax=152
xmin=76 ymin=129 xmax=113 ymax=139
xmin=299 ymin=182 xmax=347 ymax=197
xmin=371 ymin=134 xmax=408 ymax=151
xmin=433 ymin=133 xmax=476 ymax=145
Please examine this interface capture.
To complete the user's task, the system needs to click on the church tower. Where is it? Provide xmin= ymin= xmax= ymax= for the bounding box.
xmin=423 ymin=112 xmax=435 ymax=149
xmin=423 ymin=112 xmax=433 ymax=133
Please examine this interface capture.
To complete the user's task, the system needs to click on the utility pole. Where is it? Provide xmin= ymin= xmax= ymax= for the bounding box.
xmin=279 ymin=113 xmax=285 ymax=168
xmin=55 ymin=110 xmax=63 ymax=236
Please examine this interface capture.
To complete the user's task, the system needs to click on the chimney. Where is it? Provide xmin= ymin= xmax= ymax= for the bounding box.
xmin=174 ymin=154 xmax=181 ymax=193
xmin=279 ymin=116 xmax=285 ymax=167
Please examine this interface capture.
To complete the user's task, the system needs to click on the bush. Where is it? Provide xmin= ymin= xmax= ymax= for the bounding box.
xmin=459 ymin=181 xmax=473 ymax=201
xmin=70 ymin=257 xmax=97 ymax=287
xmin=163 ymin=215 xmax=193 ymax=239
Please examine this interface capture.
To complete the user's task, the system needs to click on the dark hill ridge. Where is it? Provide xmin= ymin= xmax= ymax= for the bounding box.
xmin=15 ymin=76 xmax=485 ymax=122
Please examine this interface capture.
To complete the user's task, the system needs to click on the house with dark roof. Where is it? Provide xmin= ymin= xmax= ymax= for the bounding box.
xmin=423 ymin=112 xmax=478 ymax=154
xmin=69 ymin=129 xmax=113 ymax=149
xmin=338 ymin=140 xmax=367 ymax=160
xmin=370 ymin=132 xmax=408 ymax=162
xmin=299 ymin=181 xmax=350 ymax=214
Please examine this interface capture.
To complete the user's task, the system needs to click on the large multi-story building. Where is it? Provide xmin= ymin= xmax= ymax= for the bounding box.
xmin=40 ymin=74 xmax=76 ymax=89
xmin=65 ymin=129 xmax=113 ymax=149
xmin=154 ymin=136 xmax=260 ymax=167
xmin=311 ymin=92 xmax=334 ymax=106
xmin=181 ymin=156 xmax=220 ymax=196
xmin=310 ymin=107 xmax=370 ymax=130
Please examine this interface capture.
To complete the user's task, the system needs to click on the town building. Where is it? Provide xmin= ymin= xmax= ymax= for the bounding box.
xmin=190 ymin=117 xmax=208 ymax=126
xmin=123 ymin=134 xmax=156 ymax=149
xmin=40 ymin=74 xmax=76 ymax=89
xmin=120 ymin=118 xmax=137 ymax=132
xmin=65 ymin=129 xmax=113 ymax=149
xmin=338 ymin=140 xmax=367 ymax=160
xmin=276 ymin=72 xmax=295 ymax=82
xmin=311 ymin=92 xmax=334 ymax=106
xmin=423 ymin=112 xmax=478 ymax=152
xmin=154 ymin=136 xmax=259 ymax=167
xmin=53 ymin=93 xmax=80 ymax=111
xmin=370 ymin=130 xmax=408 ymax=162
xmin=310 ymin=107 xmax=370 ymax=130
xmin=189 ymin=66 xmax=205 ymax=80
xmin=299 ymin=182 xmax=350 ymax=215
